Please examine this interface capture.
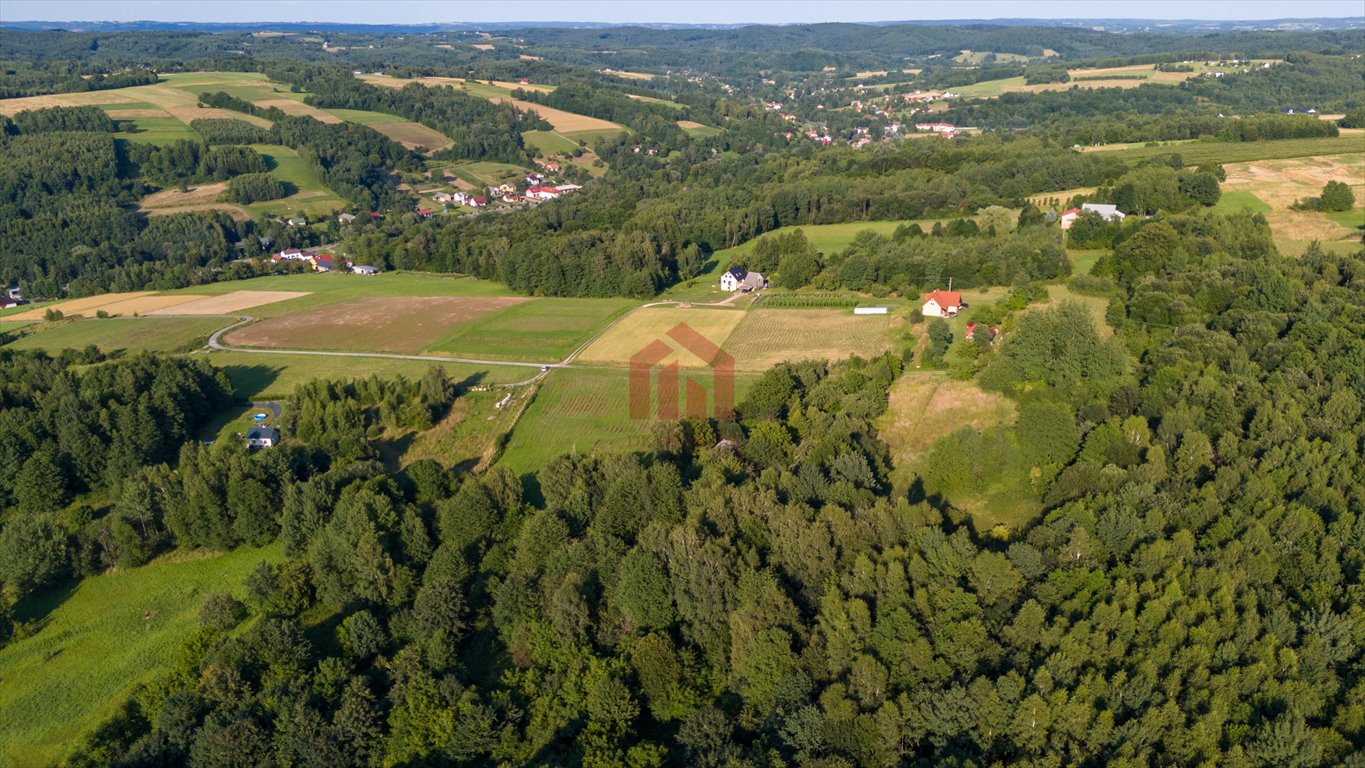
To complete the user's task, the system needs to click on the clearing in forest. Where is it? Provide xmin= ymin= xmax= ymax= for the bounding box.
xmin=1221 ymin=153 xmax=1365 ymax=246
xmin=225 ymin=296 xmax=531 ymax=354
xmin=876 ymin=375 xmax=1017 ymax=473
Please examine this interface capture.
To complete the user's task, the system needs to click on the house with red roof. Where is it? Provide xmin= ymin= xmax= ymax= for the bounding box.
xmin=469 ymin=196 xmax=488 ymax=207
xmin=526 ymin=186 xmax=561 ymax=200
xmin=921 ymin=289 xmax=962 ymax=318
xmin=1059 ymin=208 xmax=1083 ymax=230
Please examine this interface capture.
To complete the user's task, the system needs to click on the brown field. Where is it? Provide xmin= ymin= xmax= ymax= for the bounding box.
xmin=357 ymin=73 xmax=554 ymax=95
xmin=578 ymin=306 xmax=745 ymax=367
xmin=145 ymin=203 xmax=251 ymax=220
xmin=1223 ymin=153 xmax=1365 ymax=243
xmin=856 ymin=70 xmax=889 ymax=78
xmin=253 ymin=98 xmax=342 ymax=124
xmin=724 ymin=309 xmax=895 ymax=370
xmin=472 ymin=43 xmax=495 ymax=51
xmin=145 ymin=291 xmax=311 ymax=316
xmin=105 ymin=108 xmax=170 ymax=119
xmin=8 ymin=292 xmax=214 ymax=321
xmin=0 ymin=90 xmax=134 ymax=113
xmin=876 ymin=375 xmax=1017 ymax=466
xmin=520 ymin=54 xmax=543 ymax=61
xmin=225 ymin=296 xmax=530 ymax=354
xmin=139 ymin=182 xmax=228 ymax=209
xmin=676 ymin=120 xmax=707 ymax=130
xmin=495 ymin=98 xmax=623 ymax=133
xmin=369 ymin=120 xmax=454 ymax=151
xmin=1027 ymin=186 xmax=1097 ymax=205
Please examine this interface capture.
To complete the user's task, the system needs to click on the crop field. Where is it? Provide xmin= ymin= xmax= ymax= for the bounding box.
xmin=4 ymin=317 xmax=229 ymax=353
xmin=226 ymin=296 xmax=530 ymax=354
xmin=118 ymin=115 xmax=203 ymax=144
xmin=677 ymin=120 xmax=723 ymax=138
xmin=560 ymin=126 xmax=629 ymax=143
xmin=724 ymin=308 xmax=896 ymax=370
xmin=146 ymin=290 xmax=311 ymax=315
xmin=951 ymin=61 xmax=1264 ymax=100
xmin=369 ymin=119 xmax=455 ymax=151
xmin=162 ymin=271 xmax=519 ymax=309
xmin=523 ymin=129 xmax=581 ymax=155
xmin=5 ymin=291 xmax=204 ymax=321
xmin=577 ymin=306 xmax=746 ymax=367
xmin=0 ymin=544 xmax=282 ymax=768
xmin=136 ymin=181 xmax=253 ymax=219
xmin=428 ymin=297 xmax=635 ymax=361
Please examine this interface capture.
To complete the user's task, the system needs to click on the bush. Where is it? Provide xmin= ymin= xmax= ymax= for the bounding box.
xmin=1320 ymin=181 xmax=1355 ymax=213
xmin=44 ymin=308 xmax=64 ymax=321
xmin=199 ymin=593 xmax=247 ymax=631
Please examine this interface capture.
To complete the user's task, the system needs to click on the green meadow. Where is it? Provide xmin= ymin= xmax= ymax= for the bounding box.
xmin=117 ymin=116 xmax=201 ymax=145
xmin=4 ymin=317 xmax=229 ymax=354
xmin=427 ymin=297 xmax=636 ymax=361
xmin=1212 ymin=190 xmax=1272 ymax=215
xmin=211 ymin=351 xmax=530 ymax=400
xmin=0 ymin=545 xmax=282 ymax=767
xmin=522 ymin=129 xmax=580 ymax=155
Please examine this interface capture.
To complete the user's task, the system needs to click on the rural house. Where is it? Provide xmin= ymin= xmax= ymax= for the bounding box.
xmin=0 ymin=295 xmax=18 ymax=309
xmin=337 ymin=213 xmax=357 ymax=224
xmin=1082 ymin=203 xmax=1126 ymax=222
xmin=921 ymin=289 xmax=962 ymax=317
xmin=287 ymin=217 xmax=307 ymax=227
xmin=721 ymin=265 xmax=767 ymax=292
xmin=527 ymin=186 xmax=561 ymax=200
xmin=1059 ymin=208 xmax=1082 ymax=229
xmin=245 ymin=426 xmax=280 ymax=449
xmin=352 ymin=265 xmax=380 ymax=275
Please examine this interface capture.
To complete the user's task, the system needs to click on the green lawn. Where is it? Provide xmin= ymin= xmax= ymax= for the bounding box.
xmin=427 ymin=297 xmax=635 ymax=361
xmin=523 ymin=129 xmax=580 ymax=155
xmin=117 ymin=116 xmax=201 ymax=145
xmin=1067 ymin=249 xmax=1108 ymax=276
xmin=444 ymin=160 xmax=531 ymax=187
xmin=1212 ymin=190 xmax=1272 ymax=215
xmin=162 ymin=271 xmax=520 ymax=318
xmin=4 ymin=317 xmax=228 ymax=353
xmin=211 ymin=350 xmax=529 ymax=400
xmin=0 ymin=544 xmax=282 ymax=767
xmin=953 ymin=76 xmax=1028 ymax=98
xmin=1323 ymin=207 xmax=1365 ymax=231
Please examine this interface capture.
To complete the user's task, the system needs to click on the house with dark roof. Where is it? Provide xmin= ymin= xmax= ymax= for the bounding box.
xmin=245 ymin=426 xmax=280 ymax=448
xmin=721 ymin=265 xmax=767 ymax=292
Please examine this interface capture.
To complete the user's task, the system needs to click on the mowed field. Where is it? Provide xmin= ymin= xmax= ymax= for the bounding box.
xmin=577 ymin=306 xmax=746 ymax=367
xmin=1219 ymin=153 xmax=1365 ymax=249
xmin=212 ymin=351 xmax=530 ymax=400
xmin=4 ymin=317 xmax=230 ymax=353
xmin=427 ymin=297 xmax=635 ymax=361
xmin=951 ymin=61 xmax=1268 ymax=99
xmin=0 ymin=544 xmax=282 ymax=768
xmin=226 ymin=296 xmax=532 ymax=354
xmin=6 ymin=289 xmax=304 ymax=322
xmin=724 ymin=309 xmax=896 ymax=369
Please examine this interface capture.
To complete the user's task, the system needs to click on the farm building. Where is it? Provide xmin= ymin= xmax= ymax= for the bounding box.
xmin=721 ymin=265 xmax=767 ymax=292
xmin=1060 ymin=203 xmax=1127 ymax=230
xmin=556 ymin=184 xmax=583 ymax=194
xmin=433 ymin=192 xmax=453 ymax=204
xmin=0 ymin=295 xmax=19 ymax=309
xmin=527 ymin=186 xmax=561 ymax=200
xmin=921 ymin=289 xmax=962 ymax=317
xmin=245 ymin=426 xmax=280 ymax=448
xmin=853 ymin=306 xmax=888 ymax=315
xmin=338 ymin=213 xmax=357 ymax=224
xmin=287 ymin=217 xmax=307 ymax=227
xmin=352 ymin=265 xmax=380 ymax=275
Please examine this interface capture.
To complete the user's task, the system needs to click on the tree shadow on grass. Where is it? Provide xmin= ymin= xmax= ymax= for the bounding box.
xmin=12 ymin=578 xmax=80 ymax=637
xmin=221 ymin=364 xmax=282 ymax=401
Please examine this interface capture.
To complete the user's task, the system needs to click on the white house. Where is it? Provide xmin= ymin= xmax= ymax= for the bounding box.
xmin=526 ymin=186 xmax=561 ymax=201
xmin=1082 ymin=203 xmax=1126 ymax=222
xmin=352 ymin=265 xmax=380 ymax=275
xmin=245 ymin=426 xmax=280 ymax=449
xmin=921 ymin=289 xmax=962 ymax=318
xmin=721 ymin=265 xmax=767 ymax=292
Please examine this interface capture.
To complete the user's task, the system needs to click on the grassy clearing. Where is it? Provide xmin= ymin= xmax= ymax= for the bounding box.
xmin=241 ymin=144 xmax=348 ymax=218
xmin=724 ymin=309 xmax=896 ymax=370
xmin=0 ymin=544 xmax=282 ymax=768
xmin=1221 ymin=154 xmax=1365 ymax=245
xmin=678 ymin=120 xmax=723 ymax=138
xmin=578 ymin=306 xmax=746 ymax=367
xmin=163 ymin=271 xmax=519 ymax=313
xmin=403 ymin=388 xmax=531 ymax=471
xmin=210 ymin=351 xmax=528 ymax=400
xmin=427 ymin=297 xmax=635 ymax=361
xmin=201 ymin=402 xmax=281 ymax=445
xmin=1212 ymin=190 xmax=1272 ymax=215
xmin=952 ymin=76 xmax=1028 ymax=98
xmin=118 ymin=116 xmax=201 ymax=145
xmin=444 ymin=160 xmax=531 ymax=187
xmin=523 ymin=129 xmax=580 ymax=155
xmin=1067 ymin=249 xmax=1107 ymax=276
xmin=4 ymin=317 xmax=228 ymax=353
xmin=1323 ymin=207 xmax=1365 ymax=231
xmin=1031 ymin=285 xmax=1113 ymax=337
xmin=561 ymin=126 xmax=628 ymax=144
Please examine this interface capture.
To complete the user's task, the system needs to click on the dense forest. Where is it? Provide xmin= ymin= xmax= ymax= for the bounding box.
xmin=0 ymin=213 xmax=1355 ymax=766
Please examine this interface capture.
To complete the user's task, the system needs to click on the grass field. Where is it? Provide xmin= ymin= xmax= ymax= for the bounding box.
xmin=523 ymin=129 xmax=581 ymax=155
xmin=210 ymin=351 xmax=529 ymax=400
xmin=403 ymin=387 xmax=532 ymax=471
xmin=561 ymin=126 xmax=628 ymax=143
xmin=1098 ymin=136 xmax=1364 ymax=165
xmin=1212 ymin=190 xmax=1273 ymax=215
xmin=497 ymin=368 xmax=756 ymax=474
xmin=724 ymin=309 xmax=896 ymax=370
xmin=427 ymin=297 xmax=635 ymax=361
xmin=118 ymin=115 xmax=202 ymax=145
xmin=1323 ymin=207 xmax=1365 ymax=231
xmin=226 ymin=296 xmax=531 ymax=354
xmin=0 ymin=544 xmax=282 ymax=767
xmin=1067 ymin=249 xmax=1107 ymax=276
xmin=244 ymin=144 xmax=349 ymax=218
xmin=1220 ymin=153 xmax=1365 ymax=246
xmin=677 ymin=120 xmax=723 ymax=138
xmin=444 ymin=160 xmax=531 ymax=187
xmin=1030 ymin=285 xmax=1113 ymax=337
xmin=4 ymin=317 xmax=229 ymax=353
xmin=578 ymin=306 xmax=746 ymax=367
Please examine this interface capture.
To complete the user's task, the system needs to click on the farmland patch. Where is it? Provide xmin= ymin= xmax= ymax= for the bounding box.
xmin=4 ymin=317 xmax=229 ymax=353
xmin=428 ymin=297 xmax=634 ymax=361
xmin=225 ymin=296 xmax=531 ymax=354
xmin=144 ymin=290 xmax=311 ymax=315
xmin=577 ymin=306 xmax=745 ymax=367
xmin=724 ymin=309 xmax=895 ymax=370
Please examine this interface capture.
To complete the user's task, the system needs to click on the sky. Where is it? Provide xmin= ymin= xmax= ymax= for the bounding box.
xmin=2 ymin=0 xmax=1363 ymax=24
